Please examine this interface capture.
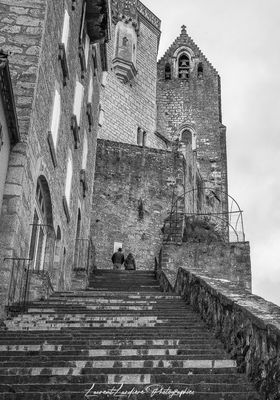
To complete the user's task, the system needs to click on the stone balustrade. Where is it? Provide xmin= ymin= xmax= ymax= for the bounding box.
xmin=157 ymin=265 xmax=280 ymax=399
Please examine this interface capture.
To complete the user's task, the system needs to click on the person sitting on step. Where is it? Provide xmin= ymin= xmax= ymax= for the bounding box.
xmin=124 ymin=253 xmax=136 ymax=270
xmin=111 ymin=248 xmax=124 ymax=270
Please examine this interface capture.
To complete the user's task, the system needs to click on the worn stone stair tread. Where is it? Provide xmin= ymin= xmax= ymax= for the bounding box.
xmin=0 ymin=392 xmax=261 ymax=400
xmin=0 ymin=270 xmax=260 ymax=399
xmin=0 ymin=373 xmax=250 ymax=384
xmin=0 ymin=382 xmax=257 ymax=392
xmin=0 ymin=367 xmax=241 ymax=375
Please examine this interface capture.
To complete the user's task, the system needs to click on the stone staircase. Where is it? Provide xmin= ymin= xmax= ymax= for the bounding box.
xmin=0 ymin=269 xmax=260 ymax=399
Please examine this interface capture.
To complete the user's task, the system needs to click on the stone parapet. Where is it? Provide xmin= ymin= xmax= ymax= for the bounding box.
xmin=167 ymin=267 xmax=280 ymax=400
xmin=161 ymin=241 xmax=252 ymax=291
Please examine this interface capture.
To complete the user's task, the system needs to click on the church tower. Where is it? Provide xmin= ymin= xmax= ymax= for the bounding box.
xmin=157 ymin=26 xmax=228 ymax=213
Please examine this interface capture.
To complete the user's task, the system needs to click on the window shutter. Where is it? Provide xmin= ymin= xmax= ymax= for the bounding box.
xmin=61 ymin=10 xmax=70 ymax=51
xmin=88 ymin=75 xmax=93 ymax=104
xmin=82 ymin=131 xmax=88 ymax=170
xmin=73 ymin=81 xmax=84 ymax=126
xmin=51 ymin=90 xmax=61 ymax=147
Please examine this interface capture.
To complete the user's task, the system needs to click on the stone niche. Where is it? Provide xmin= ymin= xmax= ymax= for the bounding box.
xmin=112 ymin=19 xmax=137 ymax=83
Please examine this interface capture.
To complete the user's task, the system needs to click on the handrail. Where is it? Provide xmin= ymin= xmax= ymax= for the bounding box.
xmin=166 ymin=186 xmax=246 ymax=243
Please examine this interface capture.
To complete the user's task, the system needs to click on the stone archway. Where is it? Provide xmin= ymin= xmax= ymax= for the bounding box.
xmin=27 ymin=175 xmax=56 ymax=301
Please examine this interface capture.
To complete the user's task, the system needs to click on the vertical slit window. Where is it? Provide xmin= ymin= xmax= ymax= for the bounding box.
xmin=165 ymin=63 xmax=171 ymax=80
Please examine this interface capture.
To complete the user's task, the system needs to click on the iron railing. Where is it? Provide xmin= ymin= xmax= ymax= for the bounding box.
xmin=166 ymin=187 xmax=245 ymax=243
xmin=5 ymin=257 xmax=32 ymax=310
xmin=73 ymin=238 xmax=93 ymax=273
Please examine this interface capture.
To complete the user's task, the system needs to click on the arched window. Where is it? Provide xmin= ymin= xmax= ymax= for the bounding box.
xmin=180 ymin=128 xmax=197 ymax=150
xmin=178 ymin=54 xmax=190 ymax=79
xmin=29 ymin=177 xmax=54 ymax=272
xmin=65 ymin=151 xmax=73 ymax=205
xmin=181 ymin=130 xmax=192 ymax=145
xmin=198 ymin=62 xmax=203 ymax=78
xmin=165 ymin=63 xmax=171 ymax=80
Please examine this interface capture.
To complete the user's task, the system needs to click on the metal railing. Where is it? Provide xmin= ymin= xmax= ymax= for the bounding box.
xmin=166 ymin=187 xmax=245 ymax=243
xmin=5 ymin=257 xmax=32 ymax=310
xmin=73 ymin=238 xmax=93 ymax=273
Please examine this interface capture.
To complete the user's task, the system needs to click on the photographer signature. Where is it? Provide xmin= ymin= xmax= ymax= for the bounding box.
xmin=85 ymin=383 xmax=195 ymax=399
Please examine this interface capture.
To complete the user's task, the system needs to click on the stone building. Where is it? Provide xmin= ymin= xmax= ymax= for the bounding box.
xmin=90 ymin=0 xmax=246 ymax=285
xmin=0 ymin=0 xmax=110 ymax=318
xmin=0 ymin=0 xmax=250 ymax=318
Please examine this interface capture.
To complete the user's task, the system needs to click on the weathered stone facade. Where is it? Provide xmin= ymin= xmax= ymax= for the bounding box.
xmin=98 ymin=1 xmax=165 ymax=149
xmin=0 ymin=0 xmax=109 ymax=317
xmin=91 ymin=139 xmax=185 ymax=270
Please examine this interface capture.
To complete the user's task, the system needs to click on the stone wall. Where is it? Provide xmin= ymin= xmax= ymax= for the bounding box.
xmin=0 ymin=0 xmax=104 ymax=318
xmin=91 ymin=139 xmax=185 ymax=271
xmin=160 ymin=241 xmax=252 ymax=291
xmin=98 ymin=8 xmax=165 ymax=149
xmin=172 ymin=268 xmax=280 ymax=400
xmin=0 ymin=0 xmax=46 ymax=139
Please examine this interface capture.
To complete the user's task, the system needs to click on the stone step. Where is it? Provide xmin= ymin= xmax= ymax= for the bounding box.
xmin=0 ymin=391 xmax=260 ymax=400
xmin=0 ymin=269 xmax=260 ymax=400
xmin=0 ymin=348 xmax=229 ymax=360
xmin=0 ymin=382 xmax=256 ymax=393
xmin=0 ymin=373 xmax=249 ymax=384
xmin=0 ymin=338 xmax=224 ymax=347
xmin=0 ymin=367 xmax=240 ymax=376
xmin=0 ymin=359 xmax=237 ymax=369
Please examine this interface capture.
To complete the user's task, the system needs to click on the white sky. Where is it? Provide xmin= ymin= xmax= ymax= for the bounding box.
xmin=144 ymin=0 xmax=280 ymax=305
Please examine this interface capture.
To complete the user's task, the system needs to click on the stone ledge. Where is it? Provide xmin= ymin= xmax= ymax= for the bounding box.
xmin=170 ymin=267 xmax=280 ymax=399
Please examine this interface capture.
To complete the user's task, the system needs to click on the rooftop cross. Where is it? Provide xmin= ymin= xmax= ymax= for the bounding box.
xmin=181 ymin=25 xmax=187 ymax=34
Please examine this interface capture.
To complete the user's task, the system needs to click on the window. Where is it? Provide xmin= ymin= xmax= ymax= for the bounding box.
xmin=198 ymin=62 xmax=203 ymax=78
xmin=98 ymin=105 xmax=105 ymax=127
xmin=181 ymin=129 xmax=197 ymax=150
xmin=165 ymin=64 xmax=171 ymax=80
xmin=29 ymin=182 xmax=47 ymax=271
xmin=73 ymin=81 xmax=84 ymax=127
xmin=61 ymin=10 xmax=70 ymax=52
xmin=65 ymin=151 xmax=73 ymax=205
xmin=79 ymin=2 xmax=90 ymax=77
xmin=59 ymin=9 xmax=70 ymax=85
xmin=50 ymin=89 xmax=61 ymax=148
xmin=178 ymin=54 xmax=190 ymax=79
xmin=82 ymin=131 xmax=88 ymax=170
xmin=137 ymin=127 xmax=147 ymax=147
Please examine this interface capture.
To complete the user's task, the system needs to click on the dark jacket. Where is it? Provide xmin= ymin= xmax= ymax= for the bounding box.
xmin=124 ymin=253 xmax=136 ymax=270
xmin=112 ymin=251 xmax=124 ymax=264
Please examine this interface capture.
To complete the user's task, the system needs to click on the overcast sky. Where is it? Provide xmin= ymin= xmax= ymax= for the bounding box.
xmin=144 ymin=0 xmax=280 ymax=305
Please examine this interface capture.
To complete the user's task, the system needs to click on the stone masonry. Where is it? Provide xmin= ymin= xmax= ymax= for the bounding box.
xmin=157 ymin=27 xmax=228 ymax=212
xmin=91 ymin=139 xmax=185 ymax=270
xmin=98 ymin=1 xmax=165 ymax=149
xmin=0 ymin=0 xmax=107 ymax=317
